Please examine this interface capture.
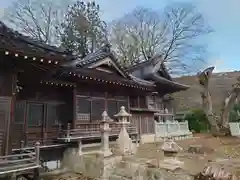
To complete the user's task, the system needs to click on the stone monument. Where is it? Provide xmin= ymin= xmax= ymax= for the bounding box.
xmin=114 ymin=106 xmax=136 ymax=155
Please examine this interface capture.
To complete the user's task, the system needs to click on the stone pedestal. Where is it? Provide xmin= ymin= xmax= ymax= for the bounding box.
xmin=100 ymin=111 xmax=112 ymax=157
xmin=114 ymin=106 xmax=136 ymax=155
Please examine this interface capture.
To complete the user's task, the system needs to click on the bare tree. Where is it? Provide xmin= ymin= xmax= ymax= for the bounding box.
xmin=3 ymin=0 xmax=71 ymax=45
xmin=109 ymin=2 xmax=212 ymax=75
xmin=197 ymin=66 xmax=240 ymax=136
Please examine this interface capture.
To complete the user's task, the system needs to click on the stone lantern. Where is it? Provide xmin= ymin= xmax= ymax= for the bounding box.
xmin=161 ymin=139 xmax=183 ymax=158
xmin=100 ymin=111 xmax=112 ymax=157
xmin=114 ymin=106 xmax=136 ymax=155
xmin=159 ymin=139 xmax=184 ymax=170
xmin=115 ymin=106 xmax=131 ymax=123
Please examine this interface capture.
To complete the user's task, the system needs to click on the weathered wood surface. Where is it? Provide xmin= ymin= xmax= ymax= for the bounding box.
xmin=58 ymin=122 xmax=138 ymax=141
xmin=0 ymin=142 xmax=40 ymax=175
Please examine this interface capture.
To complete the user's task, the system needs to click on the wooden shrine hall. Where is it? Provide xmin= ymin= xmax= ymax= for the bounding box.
xmin=0 ymin=21 xmax=189 ymax=176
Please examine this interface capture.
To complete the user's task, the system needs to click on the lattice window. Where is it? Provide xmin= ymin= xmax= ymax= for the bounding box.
xmin=46 ymin=104 xmax=59 ymax=126
xmin=91 ymin=99 xmax=105 ymax=121
xmin=130 ymin=96 xmax=138 ymax=108
xmin=76 ymin=96 xmax=91 ymax=121
xmin=0 ymin=75 xmax=3 ymax=95
xmin=77 ymin=96 xmax=91 ymax=114
xmin=27 ymin=103 xmax=43 ymax=126
xmin=139 ymin=96 xmax=146 ymax=108
xmin=147 ymin=118 xmax=155 ymax=134
xmin=15 ymin=101 xmax=26 ymax=123
xmin=107 ymin=100 xmax=118 ymax=119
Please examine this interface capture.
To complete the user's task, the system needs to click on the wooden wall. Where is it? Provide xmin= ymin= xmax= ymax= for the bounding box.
xmin=75 ymin=85 xmax=129 ymax=126
xmin=0 ymin=71 xmax=14 ymax=96
xmin=74 ymin=83 xmax=158 ymax=135
xmin=0 ymin=71 xmax=14 ymax=155
xmin=12 ymin=84 xmax=73 ymax=148
xmin=131 ymin=111 xmax=155 ymax=135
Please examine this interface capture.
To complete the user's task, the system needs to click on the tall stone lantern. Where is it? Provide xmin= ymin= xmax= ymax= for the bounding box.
xmin=114 ymin=106 xmax=136 ymax=155
xmin=100 ymin=111 xmax=112 ymax=157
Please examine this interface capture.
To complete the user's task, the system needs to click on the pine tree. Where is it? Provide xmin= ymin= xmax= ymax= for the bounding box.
xmin=59 ymin=1 xmax=108 ymax=57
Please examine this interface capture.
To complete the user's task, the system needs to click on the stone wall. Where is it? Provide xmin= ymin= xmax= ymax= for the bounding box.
xmin=173 ymin=71 xmax=240 ymax=114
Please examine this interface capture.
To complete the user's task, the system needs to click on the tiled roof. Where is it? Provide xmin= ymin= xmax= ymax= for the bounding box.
xmin=0 ymin=21 xmax=73 ymax=62
xmin=62 ymin=44 xmax=131 ymax=78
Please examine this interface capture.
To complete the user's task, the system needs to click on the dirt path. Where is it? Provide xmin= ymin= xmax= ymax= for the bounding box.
xmin=44 ymin=134 xmax=240 ymax=179
xmin=136 ymin=134 xmax=240 ymax=177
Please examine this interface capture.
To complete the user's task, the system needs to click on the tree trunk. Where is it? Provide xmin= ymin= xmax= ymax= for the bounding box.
xmin=198 ymin=67 xmax=240 ymax=136
xmin=220 ymin=89 xmax=240 ymax=128
xmin=197 ymin=67 xmax=221 ymax=135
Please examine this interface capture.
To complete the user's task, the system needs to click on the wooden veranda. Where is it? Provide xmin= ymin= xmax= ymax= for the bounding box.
xmin=0 ymin=142 xmax=40 ymax=178
xmin=58 ymin=122 xmax=139 ymax=142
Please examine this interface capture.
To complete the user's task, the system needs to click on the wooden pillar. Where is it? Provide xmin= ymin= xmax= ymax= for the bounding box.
xmin=127 ymin=96 xmax=130 ymax=114
xmin=33 ymin=168 xmax=40 ymax=180
xmin=66 ymin=123 xmax=71 ymax=141
xmin=73 ymin=86 xmax=77 ymax=128
xmin=20 ymin=140 xmax=24 ymax=149
xmin=104 ymin=92 xmax=108 ymax=110
xmin=137 ymin=96 xmax=140 ymax=108
xmin=23 ymin=101 xmax=28 ymax=147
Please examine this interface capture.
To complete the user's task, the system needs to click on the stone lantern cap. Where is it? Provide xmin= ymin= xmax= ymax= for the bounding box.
xmin=114 ymin=106 xmax=131 ymax=117
xmin=101 ymin=111 xmax=113 ymax=122
xmin=161 ymin=140 xmax=183 ymax=153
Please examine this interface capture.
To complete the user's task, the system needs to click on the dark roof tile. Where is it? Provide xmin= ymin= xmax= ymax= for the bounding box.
xmin=0 ymin=21 xmax=72 ymax=62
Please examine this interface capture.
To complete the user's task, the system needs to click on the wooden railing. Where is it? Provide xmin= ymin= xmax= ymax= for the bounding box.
xmin=59 ymin=122 xmax=138 ymax=140
xmin=0 ymin=142 xmax=40 ymax=175
xmin=24 ymin=130 xmax=60 ymax=147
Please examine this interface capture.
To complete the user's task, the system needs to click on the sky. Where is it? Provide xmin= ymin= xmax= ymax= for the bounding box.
xmin=0 ymin=0 xmax=240 ymax=73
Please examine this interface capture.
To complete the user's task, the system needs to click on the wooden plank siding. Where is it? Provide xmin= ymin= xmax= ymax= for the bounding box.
xmin=11 ymin=84 xmax=73 ymax=148
xmin=12 ymin=100 xmax=66 ymax=148
xmin=74 ymin=88 xmax=156 ymax=136
xmin=0 ymin=71 xmax=15 ymax=156
xmin=0 ymin=110 xmax=6 ymax=155
xmin=0 ymin=98 xmax=12 ymax=156
xmin=131 ymin=112 xmax=155 ymax=135
xmin=129 ymin=95 xmax=156 ymax=135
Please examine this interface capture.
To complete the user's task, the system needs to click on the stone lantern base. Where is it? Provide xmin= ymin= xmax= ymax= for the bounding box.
xmin=115 ymin=126 xmax=136 ymax=155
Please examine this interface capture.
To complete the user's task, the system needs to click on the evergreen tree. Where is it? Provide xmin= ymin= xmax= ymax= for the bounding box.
xmin=59 ymin=1 xmax=108 ymax=57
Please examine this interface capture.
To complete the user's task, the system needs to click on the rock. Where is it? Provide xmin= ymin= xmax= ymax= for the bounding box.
xmin=161 ymin=139 xmax=183 ymax=153
xmin=110 ymin=159 xmax=193 ymax=180
xmin=61 ymin=148 xmax=122 ymax=179
xmin=188 ymin=145 xmax=214 ymax=154
xmin=194 ymin=164 xmax=237 ymax=180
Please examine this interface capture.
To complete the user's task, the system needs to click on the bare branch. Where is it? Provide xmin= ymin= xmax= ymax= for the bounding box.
xmin=3 ymin=0 xmax=69 ymax=45
xmin=109 ymin=2 xmax=213 ymax=75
